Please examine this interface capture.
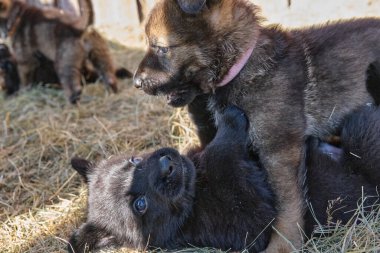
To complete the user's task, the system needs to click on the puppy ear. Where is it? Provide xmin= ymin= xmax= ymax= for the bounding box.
xmin=68 ymin=222 xmax=119 ymax=253
xmin=177 ymin=0 xmax=206 ymax=14
xmin=70 ymin=157 xmax=93 ymax=183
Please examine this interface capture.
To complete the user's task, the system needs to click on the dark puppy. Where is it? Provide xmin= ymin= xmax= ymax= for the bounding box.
xmin=0 ymin=0 xmax=120 ymax=103
xmin=68 ymin=106 xmax=380 ymax=253
xmin=304 ymin=106 xmax=380 ymax=235
xmin=0 ymin=43 xmax=19 ymax=96
xmin=69 ymin=106 xmax=277 ymax=253
xmin=134 ymin=1 xmax=380 ymax=251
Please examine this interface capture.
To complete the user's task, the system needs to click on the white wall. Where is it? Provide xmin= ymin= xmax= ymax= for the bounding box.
xmin=254 ymin=0 xmax=380 ymax=28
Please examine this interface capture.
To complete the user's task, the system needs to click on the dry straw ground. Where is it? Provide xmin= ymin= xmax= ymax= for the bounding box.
xmin=0 ymin=26 xmax=379 ymax=253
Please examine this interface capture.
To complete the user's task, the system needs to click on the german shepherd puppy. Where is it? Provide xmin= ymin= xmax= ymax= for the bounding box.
xmin=67 ymin=105 xmax=380 ymax=253
xmin=133 ymin=1 xmax=380 ymax=251
xmin=0 ymin=0 xmax=119 ymax=103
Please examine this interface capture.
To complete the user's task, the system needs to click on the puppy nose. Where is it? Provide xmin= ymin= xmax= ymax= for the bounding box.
xmin=134 ymin=77 xmax=143 ymax=89
xmin=159 ymin=155 xmax=174 ymax=177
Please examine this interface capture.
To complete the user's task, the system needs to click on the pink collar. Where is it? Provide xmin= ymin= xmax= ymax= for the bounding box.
xmin=216 ymin=42 xmax=256 ymax=87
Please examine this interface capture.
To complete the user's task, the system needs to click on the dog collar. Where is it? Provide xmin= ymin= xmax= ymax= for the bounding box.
xmin=216 ymin=42 xmax=256 ymax=87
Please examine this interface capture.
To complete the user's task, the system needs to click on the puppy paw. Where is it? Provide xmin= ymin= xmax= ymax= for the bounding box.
xmin=216 ymin=105 xmax=249 ymax=132
xmin=69 ymin=89 xmax=82 ymax=104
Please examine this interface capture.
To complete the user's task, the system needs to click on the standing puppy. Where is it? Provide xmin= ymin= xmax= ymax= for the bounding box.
xmin=133 ymin=0 xmax=380 ymax=251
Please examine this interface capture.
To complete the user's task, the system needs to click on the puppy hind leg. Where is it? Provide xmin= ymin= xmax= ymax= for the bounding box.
xmin=259 ymin=141 xmax=305 ymax=253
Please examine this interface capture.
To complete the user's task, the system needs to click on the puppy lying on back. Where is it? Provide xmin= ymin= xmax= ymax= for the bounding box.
xmin=68 ymin=106 xmax=380 ymax=253
xmin=0 ymin=0 xmax=126 ymax=103
xmin=134 ymin=1 xmax=380 ymax=250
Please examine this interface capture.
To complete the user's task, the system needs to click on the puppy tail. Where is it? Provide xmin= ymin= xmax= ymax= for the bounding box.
xmin=115 ymin=67 xmax=133 ymax=79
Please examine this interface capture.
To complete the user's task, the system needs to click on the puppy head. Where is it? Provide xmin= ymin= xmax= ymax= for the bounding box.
xmin=134 ymin=0 xmax=261 ymax=107
xmin=68 ymin=149 xmax=196 ymax=252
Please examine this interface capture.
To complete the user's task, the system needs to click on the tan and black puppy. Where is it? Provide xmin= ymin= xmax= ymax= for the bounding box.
xmin=0 ymin=0 xmax=118 ymax=103
xmin=134 ymin=0 xmax=380 ymax=251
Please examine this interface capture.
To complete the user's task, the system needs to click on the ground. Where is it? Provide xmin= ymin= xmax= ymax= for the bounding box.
xmin=1 ymin=2 xmax=380 ymax=252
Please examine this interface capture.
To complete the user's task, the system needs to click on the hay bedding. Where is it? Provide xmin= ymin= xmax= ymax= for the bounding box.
xmin=0 ymin=35 xmax=379 ymax=253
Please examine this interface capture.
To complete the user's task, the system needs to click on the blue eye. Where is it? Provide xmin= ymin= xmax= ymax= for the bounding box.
xmin=133 ymin=196 xmax=148 ymax=215
xmin=129 ymin=156 xmax=143 ymax=166
xmin=157 ymin=46 xmax=169 ymax=55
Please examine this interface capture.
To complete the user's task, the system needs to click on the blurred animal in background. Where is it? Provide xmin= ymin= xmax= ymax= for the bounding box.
xmin=22 ymin=0 xmax=94 ymax=27
xmin=0 ymin=0 xmax=131 ymax=103
xmin=0 ymin=41 xmax=132 ymax=96
xmin=0 ymin=43 xmax=19 ymax=96
xmin=67 ymin=105 xmax=380 ymax=253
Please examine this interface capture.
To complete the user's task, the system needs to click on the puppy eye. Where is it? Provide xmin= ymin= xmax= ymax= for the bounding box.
xmin=157 ymin=46 xmax=169 ymax=55
xmin=133 ymin=196 xmax=148 ymax=215
xmin=129 ymin=156 xmax=143 ymax=166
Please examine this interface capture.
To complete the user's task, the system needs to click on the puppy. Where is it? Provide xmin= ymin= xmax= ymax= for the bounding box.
xmin=0 ymin=43 xmax=19 ymax=96
xmin=68 ymin=105 xmax=380 ymax=253
xmin=0 ymin=0 xmax=119 ymax=103
xmin=133 ymin=1 xmax=380 ymax=251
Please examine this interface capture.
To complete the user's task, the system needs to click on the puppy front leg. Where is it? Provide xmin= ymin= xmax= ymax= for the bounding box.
xmin=259 ymin=138 xmax=305 ymax=253
xmin=84 ymin=29 xmax=118 ymax=93
xmin=56 ymin=40 xmax=85 ymax=104
xmin=17 ymin=62 xmax=36 ymax=88
xmin=188 ymin=94 xmax=217 ymax=148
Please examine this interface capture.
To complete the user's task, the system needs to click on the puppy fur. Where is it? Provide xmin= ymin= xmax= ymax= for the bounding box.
xmin=67 ymin=105 xmax=380 ymax=253
xmin=0 ymin=42 xmax=132 ymax=96
xmin=0 ymin=0 xmax=120 ymax=103
xmin=68 ymin=106 xmax=276 ymax=253
xmin=0 ymin=43 xmax=19 ymax=95
xmin=134 ymin=1 xmax=380 ymax=251
xmin=23 ymin=0 xmax=94 ymax=27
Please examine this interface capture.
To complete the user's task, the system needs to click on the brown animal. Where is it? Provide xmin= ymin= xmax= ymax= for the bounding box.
xmin=0 ymin=0 xmax=118 ymax=103
xmin=0 ymin=42 xmax=132 ymax=97
xmin=23 ymin=0 xmax=94 ymax=27
xmin=133 ymin=0 xmax=380 ymax=251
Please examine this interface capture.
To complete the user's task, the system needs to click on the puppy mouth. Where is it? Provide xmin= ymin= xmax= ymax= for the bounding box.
xmin=139 ymin=79 xmax=199 ymax=107
xmin=146 ymin=86 xmax=194 ymax=107
xmin=166 ymin=91 xmax=191 ymax=107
